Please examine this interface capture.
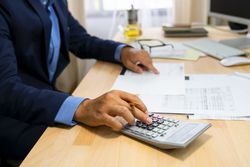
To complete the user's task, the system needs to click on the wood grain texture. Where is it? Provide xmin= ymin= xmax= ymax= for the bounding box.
xmin=21 ymin=27 xmax=250 ymax=167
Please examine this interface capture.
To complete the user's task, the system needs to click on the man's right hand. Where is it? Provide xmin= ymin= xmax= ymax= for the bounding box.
xmin=74 ymin=90 xmax=152 ymax=131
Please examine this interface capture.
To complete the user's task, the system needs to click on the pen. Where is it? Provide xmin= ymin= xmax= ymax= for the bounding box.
xmin=233 ymin=72 xmax=250 ymax=80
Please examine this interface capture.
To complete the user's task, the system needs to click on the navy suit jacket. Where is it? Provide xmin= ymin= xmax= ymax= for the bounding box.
xmin=0 ymin=0 xmax=122 ymax=159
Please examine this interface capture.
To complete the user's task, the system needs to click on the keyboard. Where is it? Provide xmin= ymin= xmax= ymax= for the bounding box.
xmin=184 ymin=39 xmax=246 ymax=59
xmin=122 ymin=113 xmax=211 ymax=149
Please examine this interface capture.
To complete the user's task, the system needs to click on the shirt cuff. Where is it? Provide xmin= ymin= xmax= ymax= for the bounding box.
xmin=55 ymin=96 xmax=85 ymax=126
xmin=114 ymin=44 xmax=127 ymax=62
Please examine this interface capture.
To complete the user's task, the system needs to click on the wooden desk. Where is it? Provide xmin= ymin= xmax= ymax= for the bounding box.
xmin=21 ymin=27 xmax=250 ymax=167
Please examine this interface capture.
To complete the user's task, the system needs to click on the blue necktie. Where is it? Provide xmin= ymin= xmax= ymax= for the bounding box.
xmin=47 ymin=2 xmax=61 ymax=82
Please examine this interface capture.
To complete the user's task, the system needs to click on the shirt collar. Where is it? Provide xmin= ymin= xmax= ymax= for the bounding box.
xmin=40 ymin=0 xmax=55 ymax=6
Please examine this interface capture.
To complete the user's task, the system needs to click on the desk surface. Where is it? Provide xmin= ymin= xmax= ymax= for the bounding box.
xmin=21 ymin=27 xmax=250 ymax=167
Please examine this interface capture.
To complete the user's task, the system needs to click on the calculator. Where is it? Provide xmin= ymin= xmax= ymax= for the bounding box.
xmin=122 ymin=113 xmax=211 ymax=149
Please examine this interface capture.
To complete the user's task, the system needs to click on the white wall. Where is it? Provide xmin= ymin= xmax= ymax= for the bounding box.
xmin=191 ymin=0 xmax=208 ymax=24
xmin=173 ymin=0 xmax=208 ymax=25
xmin=86 ymin=17 xmax=113 ymax=39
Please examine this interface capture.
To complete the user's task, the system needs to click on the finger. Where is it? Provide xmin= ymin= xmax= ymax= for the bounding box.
xmin=116 ymin=99 xmax=133 ymax=109
xmin=145 ymin=63 xmax=160 ymax=74
xmin=117 ymin=91 xmax=147 ymax=113
xmin=109 ymin=92 xmax=138 ymax=111
xmin=102 ymin=114 xmax=124 ymax=131
xmin=126 ymin=61 xmax=144 ymax=74
xmin=109 ymin=105 xmax=135 ymax=125
xmin=133 ymin=107 xmax=152 ymax=125
xmin=137 ymin=53 xmax=159 ymax=74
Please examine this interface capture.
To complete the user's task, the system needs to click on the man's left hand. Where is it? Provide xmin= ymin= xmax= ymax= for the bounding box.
xmin=120 ymin=47 xmax=159 ymax=74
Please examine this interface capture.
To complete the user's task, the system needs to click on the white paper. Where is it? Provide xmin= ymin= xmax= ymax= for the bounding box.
xmin=139 ymin=74 xmax=250 ymax=117
xmin=125 ymin=63 xmax=184 ymax=77
xmin=187 ymin=115 xmax=250 ymax=121
xmin=139 ymin=86 xmax=235 ymax=114
xmin=112 ymin=63 xmax=185 ymax=95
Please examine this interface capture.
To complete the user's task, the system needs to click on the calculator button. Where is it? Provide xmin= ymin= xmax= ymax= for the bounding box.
xmin=147 ymin=125 xmax=154 ymax=131
xmin=152 ymin=117 xmax=158 ymax=122
xmin=148 ymin=113 xmax=154 ymax=117
xmin=158 ymin=124 xmax=165 ymax=129
xmin=167 ymin=123 xmax=175 ymax=127
xmin=129 ymin=126 xmax=141 ymax=132
xmin=151 ymin=133 xmax=158 ymax=138
xmin=141 ymin=124 xmax=147 ymax=129
xmin=132 ymin=131 xmax=141 ymax=135
xmin=157 ymin=119 xmax=165 ymax=124
xmin=163 ymin=126 xmax=169 ymax=130
xmin=153 ymin=128 xmax=161 ymax=132
xmin=136 ymin=121 xmax=143 ymax=127
xmin=157 ymin=115 xmax=164 ymax=120
xmin=160 ymin=132 xmax=167 ymax=137
xmin=168 ymin=118 xmax=174 ymax=122
xmin=164 ymin=118 xmax=170 ymax=122
xmin=157 ymin=129 xmax=165 ymax=134
xmin=173 ymin=120 xmax=180 ymax=123
xmin=136 ymin=130 xmax=145 ymax=136
xmin=146 ymin=131 xmax=154 ymax=136
xmin=152 ymin=122 xmax=159 ymax=127
xmin=163 ymin=122 xmax=169 ymax=126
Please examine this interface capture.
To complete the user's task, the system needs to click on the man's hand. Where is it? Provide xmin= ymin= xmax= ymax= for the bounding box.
xmin=74 ymin=90 xmax=152 ymax=131
xmin=121 ymin=47 xmax=159 ymax=74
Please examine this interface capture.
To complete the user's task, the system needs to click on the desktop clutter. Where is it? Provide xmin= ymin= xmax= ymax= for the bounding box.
xmin=112 ymin=24 xmax=250 ymax=149
xmin=163 ymin=24 xmax=250 ymax=66
xmin=117 ymin=2 xmax=250 ymax=149
xmin=112 ymin=62 xmax=250 ymax=149
xmin=122 ymin=6 xmax=250 ymax=67
xmin=129 ymin=23 xmax=250 ymax=67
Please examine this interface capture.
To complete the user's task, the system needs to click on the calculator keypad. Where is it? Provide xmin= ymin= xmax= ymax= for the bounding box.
xmin=125 ymin=114 xmax=180 ymax=139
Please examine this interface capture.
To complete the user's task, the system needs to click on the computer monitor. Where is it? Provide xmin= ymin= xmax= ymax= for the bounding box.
xmin=209 ymin=0 xmax=250 ymax=49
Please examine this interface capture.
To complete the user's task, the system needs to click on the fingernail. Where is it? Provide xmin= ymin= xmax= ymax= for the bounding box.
xmin=146 ymin=117 xmax=152 ymax=124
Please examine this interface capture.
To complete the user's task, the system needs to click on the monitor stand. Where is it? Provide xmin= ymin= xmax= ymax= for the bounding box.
xmin=219 ymin=26 xmax=250 ymax=49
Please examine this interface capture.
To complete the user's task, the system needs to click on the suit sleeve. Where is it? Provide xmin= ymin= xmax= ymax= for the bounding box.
xmin=0 ymin=13 xmax=69 ymax=126
xmin=0 ymin=115 xmax=46 ymax=159
xmin=67 ymin=10 xmax=125 ymax=63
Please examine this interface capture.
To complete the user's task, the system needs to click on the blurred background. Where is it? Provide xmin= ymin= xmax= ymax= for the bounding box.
xmin=57 ymin=0 xmax=233 ymax=93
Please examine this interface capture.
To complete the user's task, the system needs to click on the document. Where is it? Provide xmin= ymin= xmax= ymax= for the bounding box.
xmin=124 ymin=63 xmax=184 ymax=77
xmin=139 ymin=74 xmax=250 ymax=119
xmin=187 ymin=115 xmax=250 ymax=121
xmin=139 ymin=86 xmax=235 ymax=114
xmin=111 ymin=63 xmax=185 ymax=95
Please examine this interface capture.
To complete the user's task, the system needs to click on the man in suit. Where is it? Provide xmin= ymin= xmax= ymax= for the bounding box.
xmin=0 ymin=0 xmax=159 ymax=161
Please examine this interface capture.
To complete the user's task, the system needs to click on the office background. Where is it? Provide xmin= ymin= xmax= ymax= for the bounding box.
xmin=57 ymin=0 xmax=208 ymax=94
